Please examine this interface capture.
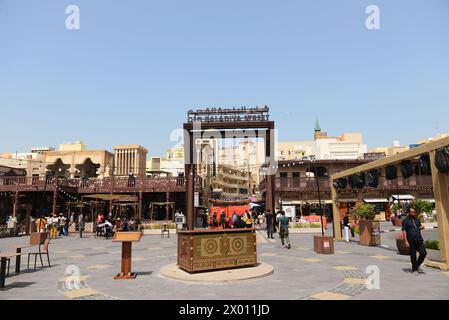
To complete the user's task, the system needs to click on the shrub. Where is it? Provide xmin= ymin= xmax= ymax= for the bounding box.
xmin=413 ymin=199 xmax=434 ymax=215
xmin=289 ymin=222 xmax=322 ymax=229
xmin=141 ymin=223 xmax=176 ymax=230
xmin=351 ymin=202 xmax=376 ymax=220
xmin=425 ymin=240 xmax=440 ymax=250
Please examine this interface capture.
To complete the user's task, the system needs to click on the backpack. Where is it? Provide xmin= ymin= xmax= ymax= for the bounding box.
xmin=435 ymin=147 xmax=449 ymax=173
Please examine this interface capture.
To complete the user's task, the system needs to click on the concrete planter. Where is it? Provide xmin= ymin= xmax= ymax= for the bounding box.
xmin=396 ymin=238 xmax=409 ymax=255
xmin=359 ymin=220 xmax=381 ymax=246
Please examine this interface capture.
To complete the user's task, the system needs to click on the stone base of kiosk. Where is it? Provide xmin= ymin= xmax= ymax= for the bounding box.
xmin=160 ymin=262 xmax=273 ymax=283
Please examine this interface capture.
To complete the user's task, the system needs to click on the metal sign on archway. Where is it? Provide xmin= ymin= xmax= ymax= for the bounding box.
xmin=183 ymin=106 xmax=278 ymax=230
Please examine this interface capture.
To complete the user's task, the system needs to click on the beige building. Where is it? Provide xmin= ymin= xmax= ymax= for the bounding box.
xmin=275 ymin=120 xmax=368 ymax=161
xmin=370 ymin=134 xmax=449 ymax=158
xmin=211 ymin=164 xmax=250 ymax=200
xmin=113 ymin=145 xmax=148 ymax=177
xmin=0 ymin=153 xmax=46 ymax=177
xmin=44 ymin=144 xmax=114 ymax=179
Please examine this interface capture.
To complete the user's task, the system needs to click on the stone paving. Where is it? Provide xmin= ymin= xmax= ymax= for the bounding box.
xmin=0 ymin=229 xmax=448 ymax=300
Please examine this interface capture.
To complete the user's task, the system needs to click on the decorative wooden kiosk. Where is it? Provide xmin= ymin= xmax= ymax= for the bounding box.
xmin=112 ymin=231 xmax=142 ymax=279
xmin=177 ymin=229 xmax=257 ymax=273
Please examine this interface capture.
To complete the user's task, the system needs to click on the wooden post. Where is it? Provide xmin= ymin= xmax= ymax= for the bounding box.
xmin=265 ymin=126 xmax=275 ymax=214
xmin=331 ymin=180 xmax=342 ymax=240
xmin=121 ymin=242 xmax=132 ymax=275
xmin=429 ymin=150 xmax=449 ymax=270
xmin=166 ymin=192 xmax=170 ymax=220
xmin=185 ymin=164 xmax=195 ymax=230
xmin=266 ymin=175 xmax=274 ymax=213
xmin=139 ymin=191 xmax=143 ymax=219
xmin=52 ymin=189 xmax=57 ymax=214
xmin=12 ymin=191 xmax=19 ymax=218
xmin=25 ymin=204 xmax=31 ymax=235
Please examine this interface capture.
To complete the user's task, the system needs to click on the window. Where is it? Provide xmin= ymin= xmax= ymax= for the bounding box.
xmin=292 ymin=172 xmax=300 ymax=187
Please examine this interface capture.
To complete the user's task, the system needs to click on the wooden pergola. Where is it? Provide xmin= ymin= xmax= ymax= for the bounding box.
xmin=330 ymin=136 xmax=449 ymax=270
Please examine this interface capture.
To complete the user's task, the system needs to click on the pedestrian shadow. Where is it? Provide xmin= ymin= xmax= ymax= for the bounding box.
xmin=0 ymin=282 xmax=36 ymax=291
xmin=402 ymin=268 xmax=414 ymax=274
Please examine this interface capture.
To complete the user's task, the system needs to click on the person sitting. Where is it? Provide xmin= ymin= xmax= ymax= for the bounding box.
xmin=245 ymin=212 xmax=253 ymax=229
xmin=234 ymin=215 xmax=247 ymax=229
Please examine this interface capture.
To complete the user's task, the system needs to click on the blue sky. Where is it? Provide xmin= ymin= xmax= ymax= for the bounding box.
xmin=1 ymin=0 xmax=448 ymax=156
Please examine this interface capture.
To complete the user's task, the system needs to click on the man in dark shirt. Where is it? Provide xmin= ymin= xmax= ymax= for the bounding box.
xmin=265 ymin=210 xmax=274 ymax=239
xmin=402 ymin=208 xmax=427 ymax=274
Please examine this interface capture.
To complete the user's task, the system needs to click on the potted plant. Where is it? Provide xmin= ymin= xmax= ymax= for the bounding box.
xmin=351 ymin=202 xmax=381 ymax=246
xmin=390 ymin=203 xmax=402 ymax=227
xmin=396 ymin=232 xmax=409 ymax=255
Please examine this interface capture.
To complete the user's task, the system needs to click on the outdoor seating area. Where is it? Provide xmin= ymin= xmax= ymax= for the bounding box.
xmin=0 ymin=233 xmax=51 ymax=289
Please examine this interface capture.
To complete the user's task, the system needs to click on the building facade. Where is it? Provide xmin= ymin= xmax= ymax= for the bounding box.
xmin=113 ymin=145 xmax=148 ymax=177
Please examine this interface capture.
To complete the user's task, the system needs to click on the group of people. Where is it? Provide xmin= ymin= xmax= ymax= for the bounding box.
xmin=35 ymin=213 xmax=70 ymax=238
xmin=206 ymin=210 xmax=259 ymax=230
xmin=95 ymin=213 xmax=140 ymax=238
xmin=203 ymin=209 xmax=292 ymax=249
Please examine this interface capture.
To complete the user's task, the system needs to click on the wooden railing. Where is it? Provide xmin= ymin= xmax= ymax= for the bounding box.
xmin=0 ymin=176 xmax=200 ymax=193
xmin=259 ymin=175 xmax=439 ymax=193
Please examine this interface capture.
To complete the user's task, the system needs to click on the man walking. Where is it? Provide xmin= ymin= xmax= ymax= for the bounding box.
xmin=265 ymin=210 xmax=274 ymax=239
xmin=402 ymin=208 xmax=427 ymax=274
xmin=343 ymin=212 xmax=351 ymax=243
xmin=278 ymin=211 xmax=291 ymax=249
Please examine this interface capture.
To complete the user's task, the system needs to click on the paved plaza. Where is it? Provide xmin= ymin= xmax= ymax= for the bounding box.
xmin=0 ymin=226 xmax=448 ymax=300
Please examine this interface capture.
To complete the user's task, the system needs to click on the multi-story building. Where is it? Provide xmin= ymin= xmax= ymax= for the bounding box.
xmin=113 ymin=145 xmax=148 ymax=177
xmin=276 ymin=119 xmax=368 ymax=161
xmin=211 ymin=164 xmax=250 ymax=200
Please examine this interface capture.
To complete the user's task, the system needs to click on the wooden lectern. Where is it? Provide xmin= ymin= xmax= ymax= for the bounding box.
xmin=112 ymin=232 xmax=142 ymax=280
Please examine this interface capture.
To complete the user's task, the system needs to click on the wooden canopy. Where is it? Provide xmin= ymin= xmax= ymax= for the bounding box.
xmin=330 ymin=136 xmax=449 ymax=270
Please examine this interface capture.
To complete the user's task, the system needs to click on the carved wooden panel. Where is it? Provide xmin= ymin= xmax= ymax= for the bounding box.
xmin=177 ymin=230 xmax=257 ymax=273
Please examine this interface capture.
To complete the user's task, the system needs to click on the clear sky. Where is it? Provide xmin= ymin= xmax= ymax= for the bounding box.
xmin=1 ymin=0 xmax=448 ymax=157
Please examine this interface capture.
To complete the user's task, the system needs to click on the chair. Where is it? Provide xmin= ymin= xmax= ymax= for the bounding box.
xmin=0 ymin=251 xmax=11 ymax=277
xmin=28 ymin=239 xmax=51 ymax=270
xmin=161 ymin=224 xmax=170 ymax=238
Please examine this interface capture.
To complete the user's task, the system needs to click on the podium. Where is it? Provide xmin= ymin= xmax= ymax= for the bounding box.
xmin=112 ymin=232 xmax=142 ymax=280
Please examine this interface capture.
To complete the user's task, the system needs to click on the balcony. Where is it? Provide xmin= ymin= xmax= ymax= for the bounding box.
xmin=0 ymin=176 xmax=193 ymax=193
xmin=259 ymin=175 xmax=439 ymax=193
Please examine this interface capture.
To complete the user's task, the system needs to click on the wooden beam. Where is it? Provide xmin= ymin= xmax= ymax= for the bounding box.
xmin=330 ymin=180 xmax=342 ymax=240
xmin=332 ymin=136 xmax=449 ymax=180
xmin=429 ymin=150 xmax=449 ymax=269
